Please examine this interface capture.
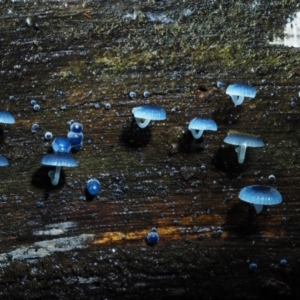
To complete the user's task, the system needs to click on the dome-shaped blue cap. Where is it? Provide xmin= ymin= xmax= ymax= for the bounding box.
xmin=132 ymin=105 xmax=166 ymax=121
xmin=0 ymin=111 xmax=15 ymax=124
xmin=0 ymin=154 xmax=9 ymax=166
xmin=239 ymin=185 xmax=282 ymax=205
xmin=41 ymin=152 xmax=78 ymax=167
xmin=86 ymin=178 xmax=101 ymax=195
xmin=52 ymin=137 xmax=72 ymax=153
xmin=226 ymin=83 xmax=256 ymax=98
xmin=70 ymin=122 xmax=83 ymax=133
xmin=188 ymin=117 xmax=217 ymax=131
xmin=146 ymin=231 xmax=159 ymax=245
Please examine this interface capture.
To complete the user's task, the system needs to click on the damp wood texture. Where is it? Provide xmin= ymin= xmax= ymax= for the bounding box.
xmin=0 ymin=0 xmax=300 ymax=299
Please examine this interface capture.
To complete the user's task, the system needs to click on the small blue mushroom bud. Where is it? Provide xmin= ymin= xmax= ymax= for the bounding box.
xmin=67 ymin=131 xmax=83 ymax=151
xmin=226 ymin=83 xmax=256 ymax=106
xmin=30 ymin=99 xmax=37 ymax=106
xmin=44 ymin=131 xmax=53 ymax=140
xmin=143 ymin=91 xmax=150 ymax=98
xmin=31 ymin=123 xmax=39 ymax=133
xmin=33 ymin=104 xmax=40 ymax=111
xmin=105 ymin=103 xmax=111 ymax=110
xmin=216 ymin=81 xmax=225 ymax=88
xmin=249 ymin=263 xmax=258 ymax=271
xmin=0 ymin=155 xmax=9 ymax=167
xmin=70 ymin=122 xmax=83 ymax=133
xmin=86 ymin=178 xmax=101 ymax=195
xmin=129 ymin=91 xmax=136 ymax=98
xmin=132 ymin=105 xmax=166 ymax=128
xmin=280 ymin=259 xmax=287 ymax=266
xmin=188 ymin=117 xmax=217 ymax=139
xmin=146 ymin=228 xmax=159 ymax=245
xmin=41 ymin=137 xmax=77 ymax=185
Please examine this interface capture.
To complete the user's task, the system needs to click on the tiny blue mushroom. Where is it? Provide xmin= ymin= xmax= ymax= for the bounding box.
xmin=188 ymin=117 xmax=217 ymax=139
xmin=0 ymin=111 xmax=15 ymax=124
xmin=132 ymin=105 xmax=166 ymax=128
xmin=280 ymin=259 xmax=287 ymax=266
xmin=67 ymin=131 xmax=83 ymax=151
xmin=44 ymin=131 xmax=53 ymax=141
xmin=146 ymin=228 xmax=159 ymax=245
xmin=86 ymin=178 xmax=101 ymax=195
xmin=0 ymin=155 xmax=9 ymax=167
xmin=70 ymin=122 xmax=83 ymax=133
xmin=226 ymin=83 xmax=256 ymax=106
xmin=41 ymin=137 xmax=78 ymax=185
xmin=223 ymin=130 xmax=264 ymax=164
xmin=33 ymin=104 xmax=40 ymax=111
xmin=239 ymin=185 xmax=282 ymax=214
xmin=129 ymin=91 xmax=136 ymax=99
xmin=249 ymin=263 xmax=258 ymax=271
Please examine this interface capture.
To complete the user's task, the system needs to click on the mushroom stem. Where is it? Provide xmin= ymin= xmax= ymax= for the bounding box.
xmin=235 ymin=144 xmax=247 ymax=164
xmin=231 ymin=95 xmax=245 ymax=106
xmin=190 ymin=129 xmax=204 ymax=139
xmin=135 ymin=118 xmax=151 ymax=129
xmin=48 ymin=166 xmax=61 ymax=185
xmin=253 ymin=204 xmax=263 ymax=214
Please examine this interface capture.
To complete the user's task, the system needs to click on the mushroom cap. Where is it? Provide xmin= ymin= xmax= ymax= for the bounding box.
xmin=188 ymin=117 xmax=217 ymax=131
xmin=86 ymin=178 xmax=101 ymax=195
xmin=226 ymin=83 xmax=256 ymax=98
xmin=239 ymin=185 xmax=282 ymax=205
xmin=0 ymin=111 xmax=15 ymax=124
xmin=0 ymin=155 xmax=9 ymax=166
xmin=132 ymin=105 xmax=166 ymax=120
xmin=70 ymin=122 xmax=83 ymax=133
xmin=223 ymin=130 xmax=264 ymax=148
xmin=146 ymin=231 xmax=159 ymax=245
xmin=52 ymin=137 xmax=72 ymax=153
xmin=41 ymin=152 xmax=78 ymax=167
xmin=67 ymin=131 xmax=83 ymax=146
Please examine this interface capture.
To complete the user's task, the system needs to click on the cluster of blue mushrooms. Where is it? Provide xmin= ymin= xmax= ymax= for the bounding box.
xmin=130 ymin=85 xmax=282 ymax=217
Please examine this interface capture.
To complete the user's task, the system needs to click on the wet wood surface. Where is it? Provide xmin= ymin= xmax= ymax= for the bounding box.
xmin=0 ymin=0 xmax=300 ymax=299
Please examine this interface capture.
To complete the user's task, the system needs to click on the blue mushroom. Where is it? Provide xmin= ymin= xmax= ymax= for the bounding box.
xmin=132 ymin=105 xmax=166 ymax=128
xmin=223 ymin=130 xmax=264 ymax=164
xmin=0 ymin=155 xmax=9 ymax=167
xmin=249 ymin=263 xmax=258 ymax=271
xmin=146 ymin=228 xmax=159 ymax=245
xmin=226 ymin=83 xmax=256 ymax=106
xmin=86 ymin=178 xmax=101 ymax=195
xmin=188 ymin=117 xmax=217 ymax=139
xmin=67 ymin=131 xmax=83 ymax=151
xmin=52 ymin=136 xmax=72 ymax=153
xmin=0 ymin=111 xmax=15 ymax=124
xmin=70 ymin=122 xmax=83 ymax=133
xmin=239 ymin=185 xmax=282 ymax=214
xmin=41 ymin=137 xmax=78 ymax=185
